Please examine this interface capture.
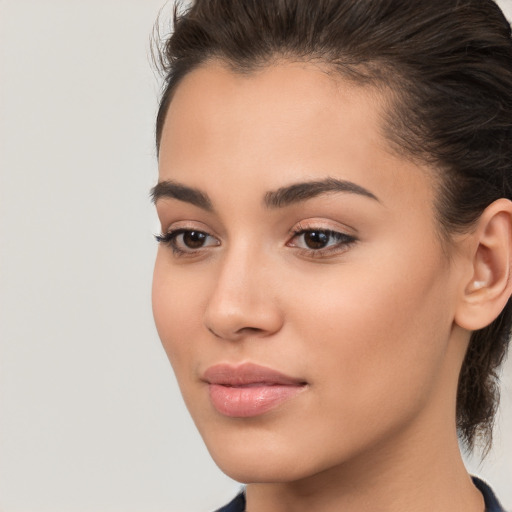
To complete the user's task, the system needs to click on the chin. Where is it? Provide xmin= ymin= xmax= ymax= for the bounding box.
xmin=213 ymin=454 xmax=314 ymax=484
xmin=200 ymin=426 xmax=338 ymax=484
xmin=203 ymin=436 xmax=285 ymax=482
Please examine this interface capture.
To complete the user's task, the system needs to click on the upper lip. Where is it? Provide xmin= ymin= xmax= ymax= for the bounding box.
xmin=203 ymin=362 xmax=306 ymax=387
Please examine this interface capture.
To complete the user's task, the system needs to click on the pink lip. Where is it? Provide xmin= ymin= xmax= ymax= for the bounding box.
xmin=203 ymin=363 xmax=307 ymax=418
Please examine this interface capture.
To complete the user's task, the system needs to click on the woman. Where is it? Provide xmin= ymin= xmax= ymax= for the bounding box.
xmin=151 ymin=1 xmax=512 ymax=510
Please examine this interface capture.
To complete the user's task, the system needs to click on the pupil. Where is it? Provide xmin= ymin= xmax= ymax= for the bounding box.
xmin=183 ymin=231 xmax=206 ymax=248
xmin=305 ymin=231 xmax=328 ymax=249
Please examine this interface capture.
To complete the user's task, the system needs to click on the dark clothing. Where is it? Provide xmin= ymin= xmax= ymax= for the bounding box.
xmin=215 ymin=491 xmax=245 ymax=512
xmin=215 ymin=477 xmax=506 ymax=512
xmin=473 ymin=477 xmax=507 ymax=512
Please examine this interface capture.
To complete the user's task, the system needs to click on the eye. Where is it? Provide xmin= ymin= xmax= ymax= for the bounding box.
xmin=287 ymin=227 xmax=356 ymax=255
xmin=155 ymin=228 xmax=220 ymax=255
xmin=297 ymin=230 xmax=334 ymax=250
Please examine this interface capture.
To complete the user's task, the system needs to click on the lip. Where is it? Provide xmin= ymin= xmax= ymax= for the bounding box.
xmin=203 ymin=363 xmax=307 ymax=418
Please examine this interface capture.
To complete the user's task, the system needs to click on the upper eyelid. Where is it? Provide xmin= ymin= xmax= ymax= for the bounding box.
xmin=289 ymin=220 xmax=357 ymax=236
xmin=162 ymin=220 xmax=218 ymax=236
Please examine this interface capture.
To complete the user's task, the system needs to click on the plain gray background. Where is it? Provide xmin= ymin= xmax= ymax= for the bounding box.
xmin=0 ymin=1 xmax=511 ymax=511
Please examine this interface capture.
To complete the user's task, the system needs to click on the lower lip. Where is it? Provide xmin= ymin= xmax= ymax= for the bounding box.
xmin=208 ymin=383 xmax=305 ymax=418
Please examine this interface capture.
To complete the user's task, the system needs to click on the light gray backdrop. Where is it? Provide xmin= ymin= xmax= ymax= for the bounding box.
xmin=0 ymin=1 xmax=511 ymax=511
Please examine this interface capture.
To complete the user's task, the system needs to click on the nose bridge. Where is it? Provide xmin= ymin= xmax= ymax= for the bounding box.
xmin=203 ymin=240 xmax=282 ymax=340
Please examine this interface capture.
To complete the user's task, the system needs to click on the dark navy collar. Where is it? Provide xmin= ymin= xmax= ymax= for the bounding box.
xmin=214 ymin=490 xmax=245 ymax=512
xmin=472 ymin=476 xmax=507 ymax=512
xmin=215 ymin=477 xmax=506 ymax=512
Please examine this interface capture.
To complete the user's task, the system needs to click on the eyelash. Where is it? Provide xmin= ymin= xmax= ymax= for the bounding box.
xmin=287 ymin=226 xmax=357 ymax=258
xmin=155 ymin=226 xmax=357 ymax=258
xmin=154 ymin=229 xmax=218 ymax=257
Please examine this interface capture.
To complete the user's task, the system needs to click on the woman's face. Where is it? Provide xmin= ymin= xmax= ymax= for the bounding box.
xmin=153 ymin=62 xmax=468 ymax=483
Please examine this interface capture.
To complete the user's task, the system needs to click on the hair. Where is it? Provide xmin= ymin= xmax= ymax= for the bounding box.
xmin=153 ymin=0 xmax=512 ymax=451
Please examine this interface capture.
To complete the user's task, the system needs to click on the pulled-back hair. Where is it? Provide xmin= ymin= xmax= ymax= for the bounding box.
xmin=154 ymin=0 xmax=512 ymax=450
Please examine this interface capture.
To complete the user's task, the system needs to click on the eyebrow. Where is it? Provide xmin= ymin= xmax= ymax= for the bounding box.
xmin=150 ymin=177 xmax=378 ymax=211
xmin=264 ymin=177 xmax=379 ymax=208
xmin=151 ymin=180 xmax=213 ymax=211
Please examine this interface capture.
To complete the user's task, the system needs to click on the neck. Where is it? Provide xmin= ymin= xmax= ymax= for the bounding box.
xmin=246 ymin=426 xmax=484 ymax=512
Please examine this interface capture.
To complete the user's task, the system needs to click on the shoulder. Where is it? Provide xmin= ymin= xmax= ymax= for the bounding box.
xmin=472 ymin=476 xmax=508 ymax=512
xmin=214 ymin=491 xmax=246 ymax=512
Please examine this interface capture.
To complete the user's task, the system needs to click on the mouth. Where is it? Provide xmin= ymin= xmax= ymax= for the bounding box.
xmin=202 ymin=363 xmax=307 ymax=418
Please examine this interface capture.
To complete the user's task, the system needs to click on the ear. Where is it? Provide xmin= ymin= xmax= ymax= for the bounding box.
xmin=455 ymin=198 xmax=512 ymax=331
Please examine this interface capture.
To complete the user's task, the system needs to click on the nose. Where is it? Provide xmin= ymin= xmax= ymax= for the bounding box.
xmin=203 ymin=247 xmax=284 ymax=341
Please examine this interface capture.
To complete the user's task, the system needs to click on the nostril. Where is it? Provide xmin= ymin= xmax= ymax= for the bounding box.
xmin=238 ymin=327 xmax=264 ymax=334
xmin=207 ymin=325 xmax=266 ymax=340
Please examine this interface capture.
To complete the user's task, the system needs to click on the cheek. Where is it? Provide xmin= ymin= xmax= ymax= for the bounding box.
xmin=151 ymin=253 xmax=207 ymax=374
xmin=286 ymin=243 xmax=454 ymax=423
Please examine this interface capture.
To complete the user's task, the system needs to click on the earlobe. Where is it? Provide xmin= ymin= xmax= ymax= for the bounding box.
xmin=455 ymin=198 xmax=512 ymax=331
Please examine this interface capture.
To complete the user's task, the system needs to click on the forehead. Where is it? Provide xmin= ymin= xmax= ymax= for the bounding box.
xmin=159 ymin=61 xmax=437 ymax=216
xmin=162 ymin=61 xmax=383 ymax=151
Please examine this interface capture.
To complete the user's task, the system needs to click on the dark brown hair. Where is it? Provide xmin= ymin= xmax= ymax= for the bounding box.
xmin=154 ymin=0 xmax=512 ymax=451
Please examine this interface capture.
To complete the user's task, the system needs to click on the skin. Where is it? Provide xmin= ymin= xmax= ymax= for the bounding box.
xmin=152 ymin=61 xmax=510 ymax=512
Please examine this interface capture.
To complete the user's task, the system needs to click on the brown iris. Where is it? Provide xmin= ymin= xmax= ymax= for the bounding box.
xmin=303 ymin=231 xmax=330 ymax=249
xmin=183 ymin=231 xmax=208 ymax=248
